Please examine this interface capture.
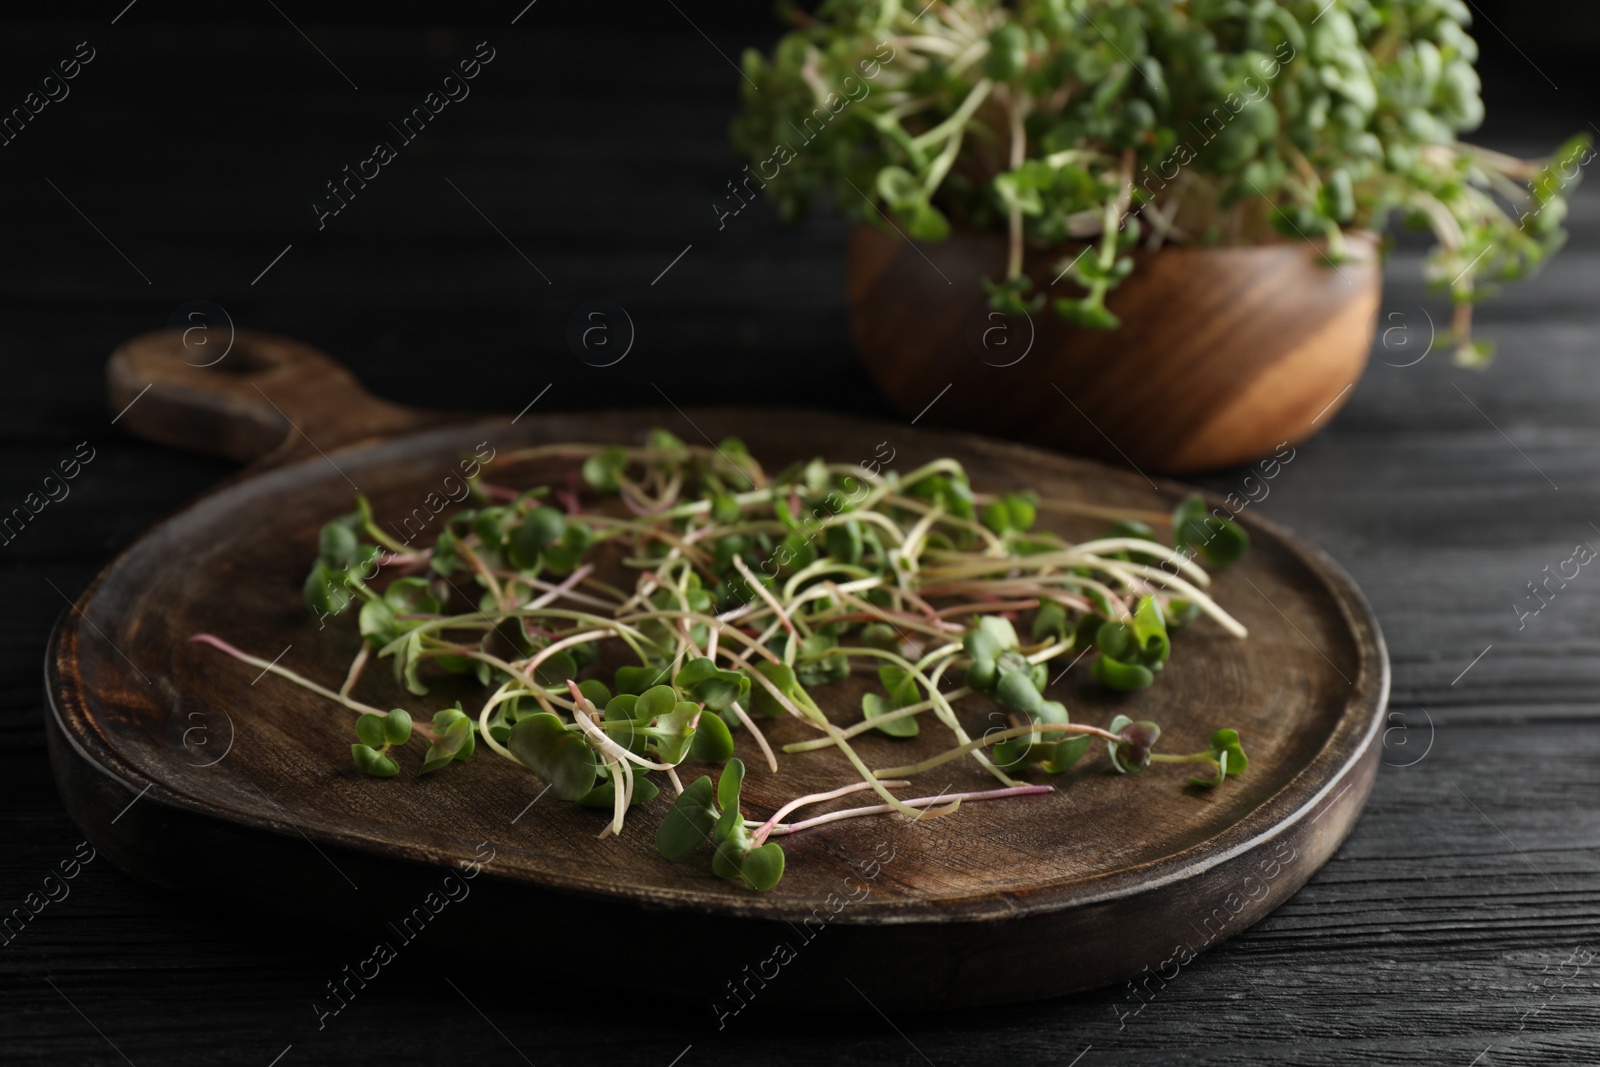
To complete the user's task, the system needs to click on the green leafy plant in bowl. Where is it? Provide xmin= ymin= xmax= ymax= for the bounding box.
xmin=731 ymin=0 xmax=1588 ymax=365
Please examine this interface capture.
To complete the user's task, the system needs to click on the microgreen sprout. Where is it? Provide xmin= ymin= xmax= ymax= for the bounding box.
xmin=352 ymin=709 xmax=411 ymax=778
xmin=195 ymin=433 xmax=1255 ymax=892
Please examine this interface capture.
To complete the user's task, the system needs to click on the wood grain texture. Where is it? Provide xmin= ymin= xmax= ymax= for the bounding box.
xmin=47 ymin=343 xmax=1386 ymax=1006
xmin=0 ymin=14 xmax=1595 ymax=1066
xmin=848 ymin=224 xmax=1381 ymax=473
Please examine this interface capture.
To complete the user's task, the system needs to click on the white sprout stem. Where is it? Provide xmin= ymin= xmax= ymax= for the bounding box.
xmin=732 ymin=553 xmax=796 ymax=635
xmin=931 ymin=599 xmax=1039 ymax=617
xmin=909 ymin=77 xmax=993 ymax=150
xmin=824 ymin=720 xmax=963 ymax=820
xmin=1027 ymin=640 xmax=1074 ymax=664
xmin=750 ymin=779 xmax=913 ymax=846
xmin=475 ymin=682 xmax=525 ymax=763
xmin=613 ymin=749 xmax=634 ymax=836
xmin=827 ymin=585 xmax=963 ymax=639
xmin=736 ymin=657 xmax=948 ymax=817
xmin=597 ymin=750 xmax=624 ymax=839
xmin=727 ymin=700 xmax=778 ymax=773
xmin=523 ymin=628 xmax=614 ymax=684
xmin=339 ymin=644 xmax=370 ymax=701
xmin=521 ymin=563 xmax=609 ymax=611
xmin=613 ymin=569 xmax=666 ymax=618
xmin=626 ymin=609 xmax=784 ymax=668
xmin=714 ymin=600 xmax=759 ymax=625
xmin=801 ymin=686 xmax=978 ymax=749
xmin=825 ymin=507 xmax=907 ymax=546
xmin=1064 ymin=538 xmax=1213 ymax=587
xmin=781 ymin=564 xmax=879 ymax=604
xmin=766 ymin=785 xmax=1053 ymax=837
xmin=1091 ymin=559 xmax=1246 ymax=637
xmin=895 ymin=503 xmax=946 ymax=575
xmin=874 ymin=722 xmax=1123 ymax=779
xmin=888 ymin=493 xmax=1004 ymax=553
xmin=189 ymin=634 xmax=388 ymax=717
xmin=926 ymin=654 xmax=1019 ymax=788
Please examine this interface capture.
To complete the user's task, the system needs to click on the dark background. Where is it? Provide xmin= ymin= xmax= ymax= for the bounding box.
xmin=3 ymin=3 xmax=1599 ymax=1065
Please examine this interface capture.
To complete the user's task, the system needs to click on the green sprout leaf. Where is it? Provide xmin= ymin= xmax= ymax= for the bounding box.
xmin=1041 ymin=734 xmax=1093 ymax=774
xmin=355 ymin=713 xmax=387 ymax=749
xmin=578 ymin=773 xmax=660 ymax=809
xmin=351 ymin=743 xmax=398 ymax=778
xmin=655 ymin=774 xmax=718 ymax=861
xmin=689 ymin=709 xmax=735 ymax=762
xmin=581 ymin=446 xmax=628 ymax=491
xmin=577 ymin=678 xmax=611 ymax=708
xmin=1173 ymin=494 xmax=1249 ymax=568
xmin=860 ymin=664 xmax=921 ymax=737
xmin=651 ymin=700 xmax=702 ymax=765
xmin=674 ymin=656 xmax=750 ymax=712
xmin=318 ymin=521 xmax=359 ymax=569
xmin=508 ymin=506 xmax=566 ymax=570
xmin=508 ymin=713 xmax=599 ymax=801
xmin=383 ymin=577 xmax=441 ymax=615
xmin=1107 ymin=714 xmax=1162 ymax=774
xmin=751 ymin=660 xmax=803 ymax=718
xmin=421 ymin=714 xmax=475 ymax=775
xmin=383 ymin=709 xmax=413 ymax=745
xmin=615 ymin=662 xmax=672 ymax=695
xmin=981 ymin=491 xmax=1039 ymax=535
xmin=1189 ymin=727 xmax=1250 ymax=787
xmin=739 ymin=842 xmax=786 ymax=891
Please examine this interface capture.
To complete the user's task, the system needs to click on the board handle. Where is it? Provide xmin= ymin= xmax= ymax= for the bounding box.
xmin=108 ymin=329 xmax=431 ymax=467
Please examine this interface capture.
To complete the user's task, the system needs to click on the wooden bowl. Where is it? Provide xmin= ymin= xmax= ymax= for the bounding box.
xmin=848 ymin=224 xmax=1381 ymax=473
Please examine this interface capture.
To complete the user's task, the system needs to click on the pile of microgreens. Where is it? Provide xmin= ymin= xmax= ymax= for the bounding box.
xmin=194 ymin=431 xmax=1252 ymax=892
xmin=732 ymin=0 xmax=1588 ymax=364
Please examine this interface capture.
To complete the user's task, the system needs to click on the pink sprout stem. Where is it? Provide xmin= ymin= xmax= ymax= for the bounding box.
xmin=751 ymin=779 xmax=913 ymax=846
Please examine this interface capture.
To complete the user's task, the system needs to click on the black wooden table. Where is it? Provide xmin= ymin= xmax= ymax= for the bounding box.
xmin=3 ymin=8 xmax=1596 ymax=1066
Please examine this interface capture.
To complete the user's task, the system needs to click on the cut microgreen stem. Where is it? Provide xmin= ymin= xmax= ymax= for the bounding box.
xmin=750 ymin=779 xmax=913 ymax=846
xmin=873 ymin=722 xmax=1124 ymax=779
xmin=765 ymin=784 xmax=1053 ymax=837
xmin=192 ymin=632 xmax=444 ymax=744
xmin=190 ymin=633 xmax=385 ymax=717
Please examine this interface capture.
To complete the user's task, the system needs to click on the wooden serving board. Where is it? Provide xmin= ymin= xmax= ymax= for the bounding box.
xmin=46 ymin=330 xmax=1387 ymax=1010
